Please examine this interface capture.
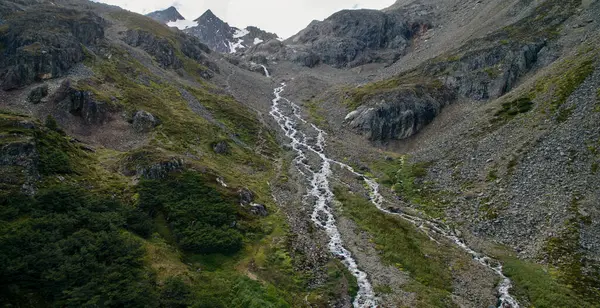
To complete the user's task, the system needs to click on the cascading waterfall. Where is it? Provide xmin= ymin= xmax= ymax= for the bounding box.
xmin=260 ymin=65 xmax=271 ymax=78
xmin=270 ymin=84 xmax=377 ymax=307
xmin=269 ymin=81 xmax=519 ymax=308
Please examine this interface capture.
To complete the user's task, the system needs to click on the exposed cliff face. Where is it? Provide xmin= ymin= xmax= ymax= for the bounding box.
xmin=286 ymin=9 xmax=415 ymax=67
xmin=340 ymin=1 xmax=562 ymax=142
xmin=345 ymin=84 xmax=456 ymax=141
xmin=0 ymin=6 xmax=105 ymax=90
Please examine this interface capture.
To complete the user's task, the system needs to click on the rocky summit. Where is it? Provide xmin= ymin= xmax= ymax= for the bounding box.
xmin=145 ymin=6 xmax=184 ymax=24
xmin=1 ymin=0 xmax=599 ymax=307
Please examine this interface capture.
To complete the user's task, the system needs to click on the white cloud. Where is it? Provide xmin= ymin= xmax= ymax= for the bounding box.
xmin=92 ymin=0 xmax=397 ymax=38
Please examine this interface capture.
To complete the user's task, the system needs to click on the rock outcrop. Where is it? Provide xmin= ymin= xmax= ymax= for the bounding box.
xmin=69 ymin=89 xmax=109 ymax=125
xmin=345 ymin=84 xmax=455 ymax=141
xmin=344 ymin=38 xmax=547 ymax=141
xmin=286 ymin=9 xmax=415 ymax=67
xmin=425 ymin=41 xmax=547 ymax=101
xmin=238 ymin=188 xmax=254 ymax=206
xmin=0 ymin=6 xmax=105 ymax=90
xmin=249 ymin=203 xmax=268 ymax=216
xmin=0 ymin=116 xmax=39 ymax=194
xmin=45 ymin=79 xmax=111 ymax=125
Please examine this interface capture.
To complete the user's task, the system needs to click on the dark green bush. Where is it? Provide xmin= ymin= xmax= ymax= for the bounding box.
xmin=0 ymin=185 xmax=158 ymax=307
xmin=138 ymin=171 xmax=243 ymax=254
xmin=35 ymin=130 xmax=74 ymax=175
xmin=159 ymin=277 xmax=193 ymax=308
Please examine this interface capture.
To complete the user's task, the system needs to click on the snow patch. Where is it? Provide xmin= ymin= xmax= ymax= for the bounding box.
xmin=228 ymin=39 xmax=245 ymax=53
xmin=166 ymin=19 xmax=198 ymax=30
xmin=253 ymin=37 xmax=264 ymax=45
xmin=233 ymin=28 xmax=250 ymax=38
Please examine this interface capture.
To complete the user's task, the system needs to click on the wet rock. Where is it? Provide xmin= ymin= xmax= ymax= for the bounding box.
xmin=212 ymin=140 xmax=230 ymax=154
xmin=250 ymin=203 xmax=268 ymax=216
xmin=132 ymin=110 xmax=159 ymax=133
xmin=238 ymin=188 xmax=254 ymax=206
xmin=27 ymin=84 xmax=49 ymax=104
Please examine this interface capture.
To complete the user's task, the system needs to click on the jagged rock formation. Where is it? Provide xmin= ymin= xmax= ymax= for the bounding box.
xmin=146 ymin=8 xmax=278 ymax=54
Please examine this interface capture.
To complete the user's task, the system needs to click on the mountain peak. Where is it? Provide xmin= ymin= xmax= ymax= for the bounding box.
xmin=146 ymin=6 xmax=184 ymax=23
xmin=197 ymin=9 xmax=220 ymax=21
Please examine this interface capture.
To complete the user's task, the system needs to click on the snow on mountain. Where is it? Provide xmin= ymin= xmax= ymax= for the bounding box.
xmin=166 ymin=19 xmax=198 ymax=30
xmin=146 ymin=8 xmax=278 ymax=54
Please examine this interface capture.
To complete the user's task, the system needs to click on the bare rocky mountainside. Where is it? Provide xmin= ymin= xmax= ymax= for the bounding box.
xmin=0 ymin=0 xmax=599 ymax=307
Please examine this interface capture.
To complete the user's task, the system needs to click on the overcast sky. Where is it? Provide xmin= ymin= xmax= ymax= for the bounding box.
xmin=93 ymin=0 xmax=397 ymax=38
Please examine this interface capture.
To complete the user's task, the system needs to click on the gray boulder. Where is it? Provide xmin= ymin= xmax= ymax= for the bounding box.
xmin=27 ymin=84 xmax=49 ymax=104
xmin=132 ymin=110 xmax=159 ymax=133
xmin=250 ymin=203 xmax=268 ymax=217
xmin=238 ymin=188 xmax=254 ymax=206
xmin=212 ymin=140 xmax=230 ymax=154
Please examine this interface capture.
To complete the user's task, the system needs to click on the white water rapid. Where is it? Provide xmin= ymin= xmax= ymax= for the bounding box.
xmin=269 ymin=82 xmax=519 ymax=308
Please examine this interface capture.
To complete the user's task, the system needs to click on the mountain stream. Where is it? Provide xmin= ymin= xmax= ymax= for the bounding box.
xmin=269 ymin=83 xmax=519 ymax=308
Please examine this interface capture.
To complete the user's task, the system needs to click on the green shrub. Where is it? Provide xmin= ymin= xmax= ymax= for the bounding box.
xmin=502 ymin=256 xmax=597 ymax=308
xmin=0 ymin=185 xmax=158 ymax=307
xmin=159 ymin=277 xmax=193 ymax=308
xmin=35 ymin=130 xmax=74 ymax=175
xmin=493 ymin=97 xmax=534 ymax=123
xmin=138 ymin=171 xmax=243 ymax=254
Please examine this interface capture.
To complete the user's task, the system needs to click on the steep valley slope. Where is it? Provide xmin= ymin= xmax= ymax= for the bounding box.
xmin=0 ymin=0 xmax=599 ymax=307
